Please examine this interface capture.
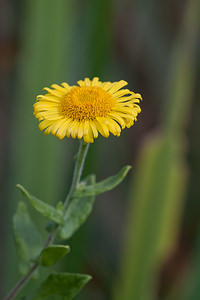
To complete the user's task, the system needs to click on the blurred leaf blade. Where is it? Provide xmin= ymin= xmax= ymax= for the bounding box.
xmin=180 ymin=232 xmax=200 ymax=300
xmin=31 ymin=272 xmax=91 ymax=300
xmin=113 ymin=134 xmax=187 ymax=300
xmin=163 ymin=0 xmax=200 ymax=133
xmin=40 ymin=245 xmax=70 ymax=267
xmin=13 ymin=201 xmax=43 ymax=274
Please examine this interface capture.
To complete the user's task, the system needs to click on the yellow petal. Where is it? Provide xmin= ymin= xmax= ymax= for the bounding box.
xmin=51 ymin=119 xmax=67 ymax=135
xmin=108 ymin=80 xmax=127 ymax=94
xmin=83 ymin=124 xmax=94 ymax=143
xmin=94 ymin=119 xmax=109 ymax=138
xmin=91 ymin=77 xmax=100 ymax=86
xmin=61 ymin=82 xmax=72 ymax=91
xmin=90 ymin=121 xmax=98 ymax=138
xmin=36 ymin=94 xmax=61 ymax=103
xmin=77 ymin=122 xmax=84 ymax=139
xmin=51 ymin=84 xmax=67 ymax=94
xmin=43 ymin=87 xmax=63 ymax=97
xmin=84 ymin=78 xmax=91 ymax=87
xmin=38 ymin=120 xmax=53 ymax=131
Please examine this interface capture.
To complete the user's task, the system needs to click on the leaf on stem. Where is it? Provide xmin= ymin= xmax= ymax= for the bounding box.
xmin=59 ymin=174 xmax=96 ymax=240
xmin=31 ymin=272 xmax=91 ymax=300
xmin=72 ymin=165 xmax=131 ymax=198
xmin=17 ymin=184 xmax=64 ymax=225
xmin=40 ymin=245 xmax=70 ymax=267
xmin=13 ymin=201 xmax=43 ymax=274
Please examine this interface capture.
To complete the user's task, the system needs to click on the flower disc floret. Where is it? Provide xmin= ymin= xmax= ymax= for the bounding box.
xmin=60 ymin=86 xmax=115 ymax=121
xmin=33 ymin=77 xmax=142 ymax=143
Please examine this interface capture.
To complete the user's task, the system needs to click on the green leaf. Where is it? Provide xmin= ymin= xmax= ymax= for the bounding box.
xmin=59 ymin=175 xmax=96 ymax=240
xmin=17 ymin=184 xmax=64 ymax=225
xmin=72 ymin=165 xmax=131 ymax=198
xmin=13 ymin=201 xmax=42 ymax=274
xmin=56 ymin=201 xmax=63 ymax=212
xmin=41 ymin=245 xmax=70 ymax=267
xmin=114 ymin=135 xmax=187 ymax=300
xmin=31 ymin=272 xmax=91 ymax=300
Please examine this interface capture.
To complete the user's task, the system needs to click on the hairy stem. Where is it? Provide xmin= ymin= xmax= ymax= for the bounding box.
xmin=3 ymin=141 xmax=90 ymax=300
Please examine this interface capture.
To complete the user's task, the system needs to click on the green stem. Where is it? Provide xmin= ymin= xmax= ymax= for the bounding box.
xmin=3 ymin=263 xmax=39 ymax=300
xmin=3 ymin=140 xmax=90 ymax=300
xmin=63 ymin=140 xmax=90 ymax=210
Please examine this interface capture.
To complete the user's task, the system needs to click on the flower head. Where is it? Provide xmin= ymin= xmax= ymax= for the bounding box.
xmin=33 ymin=77 xmax=142 ymax=143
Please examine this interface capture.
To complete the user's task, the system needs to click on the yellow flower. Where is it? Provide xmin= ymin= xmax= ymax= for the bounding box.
xmin=33 ymin=77 xmax=142 ymax=143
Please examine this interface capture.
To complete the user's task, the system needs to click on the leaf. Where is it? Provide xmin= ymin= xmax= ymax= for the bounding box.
xmin=17 ymin=184 xmax=64 ymax=225
xmin=72 ymin=165 xmax=131 ymax=198
xmin=56 ymin=201 xmax=63 ymax=212
xmin=13 ymin=201 xmax=42 ymax=274
xmin=31 ymin=272 xmax=91 ymax=300
xmin=114 ymin=135 xmax=188 ymax=300
xmin=41 ymin=245 xmax=70 ymax=267
xmin=59 ymin=175 xmax=96 ymax=240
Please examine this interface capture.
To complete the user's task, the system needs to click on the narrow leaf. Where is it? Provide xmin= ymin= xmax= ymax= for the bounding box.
xmin=13 ymin=201 xmax=42 ymax=274
xmin=114 ymin=135 xmax=187 ymax=300
xmin=31 ymin=272 xmax=91 ymax=300
xmin=72 ymin=165 xmax=131 ymax=198
xmin=59 ymin=175 xmax=96 ymax=240
xmin=41 ymin=245 xmax=70 ymax=267
xmin=17 ymin=184 xmax=64 ymax=225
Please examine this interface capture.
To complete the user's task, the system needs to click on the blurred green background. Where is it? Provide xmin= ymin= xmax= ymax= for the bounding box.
xmin=0 ymin=0 xmax=200 ymax=299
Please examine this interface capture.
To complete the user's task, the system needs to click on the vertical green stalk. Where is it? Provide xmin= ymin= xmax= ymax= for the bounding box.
xmin=69 ymin=141 xmax=90 ymax=194
xmin=162 ymin=0 xmax=200 ymax=134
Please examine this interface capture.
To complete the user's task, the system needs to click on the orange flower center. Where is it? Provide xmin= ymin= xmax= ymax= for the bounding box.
xmin=60 ymin=86 xmax=115 ymax=121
